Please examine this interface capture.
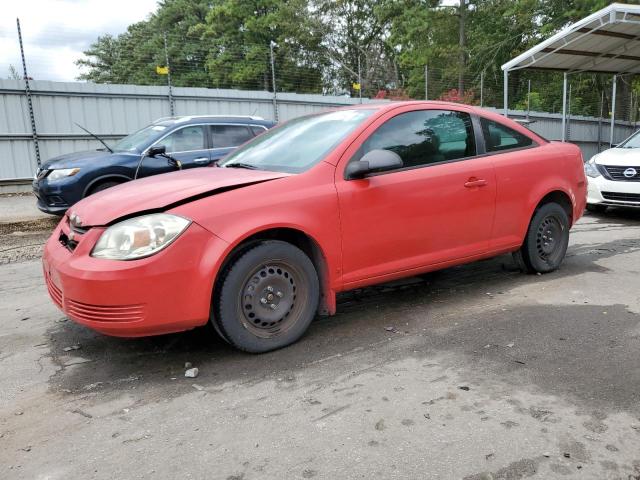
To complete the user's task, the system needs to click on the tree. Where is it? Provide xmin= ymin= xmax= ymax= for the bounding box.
xmin=76 ymin=0 xmax=212 ymax=86
xmin=7 ymin=65 xmax=22 ymax=80
xmin=318 ymin=0 xmax=399 ymax=97
xmin=193 ymin=0 xmax=326 ymax=93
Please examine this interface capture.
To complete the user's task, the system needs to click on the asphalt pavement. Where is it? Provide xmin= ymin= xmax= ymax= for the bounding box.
xmin=1 ymin=209 xmax=640 ymax=479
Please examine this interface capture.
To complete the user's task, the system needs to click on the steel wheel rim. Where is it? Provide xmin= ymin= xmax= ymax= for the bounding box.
xmin=536 ymin=215 xmax=564 ymax=265
xmin=237 ymin=260 xmax=307 ymax=339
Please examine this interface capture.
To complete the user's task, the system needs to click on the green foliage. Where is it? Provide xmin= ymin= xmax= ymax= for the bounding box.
xmin=76 ymin=0 xmax=638 ymax=118
xmin=193 ymin=0 xmax=326 ymax=92
xmin=7 ymin=65 xmax=22 ymax=80
xmin=77 ymin=0 xmax=211 ymax=86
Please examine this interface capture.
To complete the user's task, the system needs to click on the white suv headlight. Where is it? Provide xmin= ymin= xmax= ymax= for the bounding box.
xmin=91 ymin=214 xmax=191 ymax=260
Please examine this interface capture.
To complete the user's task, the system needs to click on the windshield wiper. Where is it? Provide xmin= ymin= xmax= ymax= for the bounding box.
xmin=224 ymin=162 xmax=259 ymax=170
xmin=75 ymin=122 xmax=113 ymax=153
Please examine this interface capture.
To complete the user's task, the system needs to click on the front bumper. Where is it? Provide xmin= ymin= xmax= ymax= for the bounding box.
xmin=32 ymin=179 xmax=70 ymax=215
xmin=587 ymin=175 xmax=640 ymax=208
xmin=42 ymin=217 xmax=228 ymax=337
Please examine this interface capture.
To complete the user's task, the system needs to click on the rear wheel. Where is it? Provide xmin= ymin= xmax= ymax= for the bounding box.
xmin=213 ymin=240 xmax=319 ymax=353
xmin=513 ymin=203 xmax=570 ymax=274
xmin=586 ymin=204 xmax=608 ymax=214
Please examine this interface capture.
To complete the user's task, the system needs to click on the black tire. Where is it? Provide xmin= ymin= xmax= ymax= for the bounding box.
xmin=87 ymin=180 xmax=122 ymax=197
xmin=212 ymin=240 xmax=319 ymax=353
xmin=586 ymin=204 xmax=608 ymax=214
xmin=513 ymin=203 xmax=570 ymax=274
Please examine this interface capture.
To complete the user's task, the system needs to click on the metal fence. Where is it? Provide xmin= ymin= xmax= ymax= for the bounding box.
xmin=0 ymin=79 xmax=381 ymax=180
xmin=0 ymin=79 xmax=637 ymax=181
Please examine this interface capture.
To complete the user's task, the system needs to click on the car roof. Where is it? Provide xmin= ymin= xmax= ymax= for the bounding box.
xmin=154 ymin=115 xmax=276 ymax=127
xmin=328 ymin=101 xmax=547 ymax=144
xmin=334 ymin=100 xmax=494 ymax=113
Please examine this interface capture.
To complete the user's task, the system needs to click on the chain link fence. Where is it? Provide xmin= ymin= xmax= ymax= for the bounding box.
xmin=1 ymin=21 xmax=639 ymax=181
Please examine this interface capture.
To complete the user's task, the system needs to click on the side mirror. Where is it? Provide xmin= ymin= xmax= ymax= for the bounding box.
xmin=147 ymin=145 xmax=166 ymax=157
xmin=345 ymin=149 xmax=403 ymax=180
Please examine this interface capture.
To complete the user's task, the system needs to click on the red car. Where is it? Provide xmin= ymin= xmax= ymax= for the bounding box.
xmin=43 ymin=102 xmax=586 ymax=353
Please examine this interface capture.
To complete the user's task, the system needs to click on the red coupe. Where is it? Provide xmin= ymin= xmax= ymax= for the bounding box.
xmin=43 ymin=102 xmax=586 ymax=352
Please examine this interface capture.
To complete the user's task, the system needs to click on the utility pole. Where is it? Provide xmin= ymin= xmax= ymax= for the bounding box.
xmin=526 ymin=79 xmax=531 ymax=121
xmin=425 ymin=65 xmax=428 ymax=100
xmin=567 ymin=83 xmax=572 ymax=141
xmin=480 ymin=71 xmax=484 ymax=107
xmin=458 ymin=0 xmax=466 ymax=95
xmin=597 ymin=90 xmax=604 ymax=152
xmin=357 ymin=55 xmax=362 ymax=104
xmin=163 ymin=33 xmax=175 ymax=116
xmin=16 ymin=18 xmax=40 ymax=167
xmin=270 ymin=41 xmax=278 ymax=122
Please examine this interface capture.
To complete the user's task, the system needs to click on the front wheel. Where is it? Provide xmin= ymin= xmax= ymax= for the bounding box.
xmin=213 ymin=241 xmax=319 ymax=353
xmin=513 ymin=203 xmax=570 ymax=274
xmin=87 ymin=180 xmax=122 ymax=197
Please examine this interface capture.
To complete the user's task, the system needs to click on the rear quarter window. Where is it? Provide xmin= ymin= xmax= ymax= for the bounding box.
xmin=480 ymin=118 xmax=534 ymax=153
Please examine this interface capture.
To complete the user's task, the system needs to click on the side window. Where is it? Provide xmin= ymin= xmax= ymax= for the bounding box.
xmin=211 ymin=125 xmax=253 ymax=148
xmin=480 ymin=118 xmax=533 ymax=153
xmin=356 ymin=109 xmax=476 ymax=170
xmin=161 ymin=126 xmax=205 ymax=153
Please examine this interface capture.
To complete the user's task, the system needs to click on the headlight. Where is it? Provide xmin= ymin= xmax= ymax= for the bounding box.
xmin=584 ymin=161 xmax=601 ymax=178
xmin=91 ymin=214 xmax=191 ymax=260
xmin=47 ymin=168 xmax=80 ymax=182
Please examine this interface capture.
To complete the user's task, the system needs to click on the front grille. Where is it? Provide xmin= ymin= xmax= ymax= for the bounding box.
xmin=601 ymin=165 xmax=640 ymax=181
xmin=65 ymin=299 xmax=146 ymax=323
xmin=58 ymin=216 xmax=88 ymax=252
xmin=601 ymin=191 xmax=640 ymax=203
xmin=44 ymin=272 xmax=63 ymax=308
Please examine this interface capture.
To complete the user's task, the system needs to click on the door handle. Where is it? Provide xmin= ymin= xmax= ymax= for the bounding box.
xmin=464 ymin=178 xmax=488 ymax=188
xmin=193 ymin=157 xmax=210 ymax=164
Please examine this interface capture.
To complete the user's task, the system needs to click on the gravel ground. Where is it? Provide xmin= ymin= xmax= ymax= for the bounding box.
xmin=0 ymin=218 xmax=59 ymax=265
xmin=1 ymin=209 xmax=640 ymax=479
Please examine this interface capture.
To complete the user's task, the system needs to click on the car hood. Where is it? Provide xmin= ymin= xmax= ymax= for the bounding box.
xmin=593 ymin=147 xmax=640 ymax=166
xmin=42 ymin=150 xmax=116 ymax=169
xmin=68 ymin=167 xmax=291 ymax=227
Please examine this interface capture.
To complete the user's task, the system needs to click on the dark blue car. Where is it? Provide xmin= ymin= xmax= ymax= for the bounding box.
xmin=33 ymin=115 xmax=276 ymax=215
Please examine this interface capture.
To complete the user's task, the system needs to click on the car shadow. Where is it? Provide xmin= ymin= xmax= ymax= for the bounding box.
xmin=45 ymin=233 xmax=640 ymax=407
xmin=584 ymin=206 xmax=640 ymax=225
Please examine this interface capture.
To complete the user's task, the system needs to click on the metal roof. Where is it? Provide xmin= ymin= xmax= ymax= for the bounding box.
xmin=502 ymin=3 xmax=640 ymax=74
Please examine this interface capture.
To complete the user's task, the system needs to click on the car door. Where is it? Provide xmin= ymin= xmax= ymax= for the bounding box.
xmin=139 ymin=125 xmax=211 ymax=176
xmin=164 ymin=125 xmax=211 ymax=169
xmin=209 ymin=124 xmax=256 ymax=162
xmin=477 ymin=116 xmax=542 ymax=251
xmin=335 ymin=106 xmax=497 ymax=285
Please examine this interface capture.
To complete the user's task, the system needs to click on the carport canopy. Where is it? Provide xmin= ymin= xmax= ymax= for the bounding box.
xmin=501 ymin=2 xmax=640 ymax=143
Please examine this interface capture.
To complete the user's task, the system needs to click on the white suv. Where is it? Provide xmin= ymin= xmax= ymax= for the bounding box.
xmin=585 ymin=130 xmax=640 ymax=212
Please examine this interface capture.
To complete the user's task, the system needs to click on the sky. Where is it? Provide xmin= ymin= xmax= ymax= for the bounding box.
xmin=0 ymin=0 xmax=159 ymax=82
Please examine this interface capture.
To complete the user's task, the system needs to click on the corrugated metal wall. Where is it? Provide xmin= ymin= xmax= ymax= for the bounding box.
xmin=0 ymin=79 xmax=379 ymax=180
xmin=0 ymin=79 xmax=637 ymax=180
xmin=499 ymin=109 xmax=637 ymax=160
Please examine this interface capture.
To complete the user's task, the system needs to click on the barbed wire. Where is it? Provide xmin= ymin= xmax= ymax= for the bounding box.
xmin=2 ymin=27 xmax=638 ymax=124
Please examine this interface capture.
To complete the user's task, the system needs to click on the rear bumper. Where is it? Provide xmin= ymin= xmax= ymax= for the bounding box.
xmin=42 ymin=220 xmax=228 ymax=337
xmin=587 ymin=175 xmax=640 ymax=208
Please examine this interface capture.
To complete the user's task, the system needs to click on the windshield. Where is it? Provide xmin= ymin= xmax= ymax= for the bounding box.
xmin=112 ymin=124 xmax=170 ymax=153
xmin=219 ymin=109 xmax=376 ymax=173
xmin=619 ymin=130 xmax=640 ymax=149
